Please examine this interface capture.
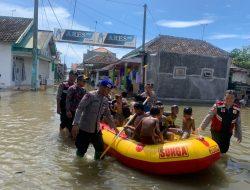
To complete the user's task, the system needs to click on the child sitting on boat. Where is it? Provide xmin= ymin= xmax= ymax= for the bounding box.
xmin=125 ymin=102 xmax=148 ymax=139
xmin=169 ymin=107 xmax=195 ymax=139
xmin=164 ymin=105 xmax=180 ymax=129
xmin=136 ymin=106 xmax=164 ymax=144
xmin=155 ymin=101 xmax=175 ymax=141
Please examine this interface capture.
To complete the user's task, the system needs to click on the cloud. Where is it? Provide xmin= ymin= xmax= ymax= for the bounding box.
xmin=208 ymin=34 xmax=250 ymax=40
xmin=156 ymin=19 xmax=214 ymax=28
xmin=0 ymin=1 xmax=90 ymax=31
xmin=104 ymin=21 xmax=113 ymax=25
xmin=0 ymin=1 xmax=91 ymax=66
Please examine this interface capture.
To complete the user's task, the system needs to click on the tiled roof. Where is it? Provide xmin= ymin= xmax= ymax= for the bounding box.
xmin=0 ymin=16 xmax=32 ymax=42
xmin=84 ymin=53 xmax=118 ymax=65
xmin=93 ymin=47 xmax=111 ymax=53
xmin=124 ymin=35 xmax=229 ymax=58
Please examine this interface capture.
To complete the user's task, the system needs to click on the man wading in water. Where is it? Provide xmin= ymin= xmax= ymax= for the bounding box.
xmin=57 ymin=70 xmax=77 ymax=133
xmin=71 ymin=79 xmax=118 ymax=160
xmin=198 ymin=90 xmax=242 ymax=153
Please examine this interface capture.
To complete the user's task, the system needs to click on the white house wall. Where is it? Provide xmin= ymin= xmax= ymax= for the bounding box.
xmin=232 ymin=71 xmax=248 ymax=84
xmin=0 ymin=43 xmax=13 ymax=88
xmin=17 ymin=57 xmax=54 ymax=87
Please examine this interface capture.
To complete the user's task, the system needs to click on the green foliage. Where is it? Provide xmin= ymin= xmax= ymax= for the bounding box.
xmin=230 ymin=46 xmax=250 ymax=69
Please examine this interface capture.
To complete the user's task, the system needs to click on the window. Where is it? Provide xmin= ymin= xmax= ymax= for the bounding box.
xmin=173 ymin=66 xmax=186 ymax=79
xmin=201 ymin=68 xmax=214 ymax=79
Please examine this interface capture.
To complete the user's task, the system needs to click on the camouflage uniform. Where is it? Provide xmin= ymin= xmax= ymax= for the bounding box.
xmin=65 ymin=84 xmax=87 ymax=132
xmin=57 ymin=81 xmax=74 ymax=130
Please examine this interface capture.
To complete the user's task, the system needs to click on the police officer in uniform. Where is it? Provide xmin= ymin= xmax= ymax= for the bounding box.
xmin=198 ymin=90 xmax=242 ymax=153
xmin=56 ymin=70 xmax=77 ymax=132
xmin=66 ymin=75 xmax=87 ymax=133
xmin=71 ymin=79 xmax=118 ymax=160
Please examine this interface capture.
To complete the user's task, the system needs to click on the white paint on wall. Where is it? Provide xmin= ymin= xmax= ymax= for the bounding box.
xmin=0 ymin=43 xmax=13 ymax=88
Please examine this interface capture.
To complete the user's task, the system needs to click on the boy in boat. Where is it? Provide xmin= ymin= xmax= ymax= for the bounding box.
xmin=137 ymin=106 xmax=164 ymax=144
xmin=155 ymin=101 xmax=174 ymax=141
xmin=125 ymin=102 xmax=148 ymax=139
xmin=165 ymin=105 xmax=179 ymax=129
xmin=169 ymin=107 xmax=195 ymax=139
xmin=111 ymin=94 xmax=125 ymax=126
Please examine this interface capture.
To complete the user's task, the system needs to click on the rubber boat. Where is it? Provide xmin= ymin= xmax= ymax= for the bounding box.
xmin=101 ymin=123 xmax=220 ymax=175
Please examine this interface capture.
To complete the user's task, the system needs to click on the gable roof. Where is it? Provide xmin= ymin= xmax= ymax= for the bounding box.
xmin=93 ymin=47 xmax=111 ymax=53
xmin=0 ymin=16 xmax=33 ymax=42
xmin=23 ymin=30 xmax=54 ymax=49
xmin=84 ymin=53 xmax=118 ymax=65
xmin=124 ymin=35 xmax=229 ymax=58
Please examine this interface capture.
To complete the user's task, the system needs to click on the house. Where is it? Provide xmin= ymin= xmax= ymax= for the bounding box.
xmin=122 ymin=35 xmax=231 ymax=102
xmin=0 ymin=16 xmax=57 ymax=89
xmin=229 ymin=64 xmax=250 ymax=101
xmin=79 ymin=47 xmax=118 ymax=85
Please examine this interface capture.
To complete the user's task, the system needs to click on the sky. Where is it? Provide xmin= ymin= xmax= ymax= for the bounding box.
xmin=0 ymin=0 xmax=249 ymax=67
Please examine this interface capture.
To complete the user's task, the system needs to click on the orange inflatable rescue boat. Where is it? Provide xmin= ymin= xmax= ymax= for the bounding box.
xmin=101 ymin=123 xmax=220 ymax=175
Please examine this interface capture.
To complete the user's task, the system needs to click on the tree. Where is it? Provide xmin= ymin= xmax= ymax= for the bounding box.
xmin=230 ymin=46 xmax=250 ymax=69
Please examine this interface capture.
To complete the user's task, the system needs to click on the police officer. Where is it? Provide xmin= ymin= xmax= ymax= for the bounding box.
xmin=57 ymin=70 xmax=77 ymax=131
xmin=66 ymin=75 xmax=87 ymax=133
xmin=71 ymin=79 xmax=118 ymax=160
xmin=198 ymin=90 xmax=242 ymax=153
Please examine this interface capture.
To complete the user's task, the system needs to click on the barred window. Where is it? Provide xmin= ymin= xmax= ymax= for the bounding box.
xmin=173 ymin=66 xmax=186 ymax=79
xmin=202 ymin=68 xmax=214 ymax=79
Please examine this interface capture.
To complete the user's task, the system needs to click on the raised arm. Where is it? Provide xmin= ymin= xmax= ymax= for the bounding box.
xmin=199 ymin=104 xmax=217 ymax=130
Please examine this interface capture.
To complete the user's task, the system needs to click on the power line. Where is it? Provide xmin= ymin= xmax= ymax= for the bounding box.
xmin=47 ymin=0 xmax=62 ymax=29
xmin=70 ymin=0 xmax=77 ymax=29
xmin=77 ymin=1 xmax=141 ymax=31
xmin=42 ymin=0 xmax=51 ymax=30
xmin=147 ymin=6 xmax=162 ymax=35
xmin=47 ymin=0 xmax=82 ymax=62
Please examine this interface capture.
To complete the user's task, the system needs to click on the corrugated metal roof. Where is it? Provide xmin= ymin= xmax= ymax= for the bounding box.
xmin=0 ymin=16 xmax=32 ymax=42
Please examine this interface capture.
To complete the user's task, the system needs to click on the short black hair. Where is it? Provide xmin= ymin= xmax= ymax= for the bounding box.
xmin=183 ymin=107 xmax=192 ymax=115
xmin=134 ymin=94 xmax=146 ymax=102
xmin=155 ymin=101 xmax=163 ymax=106
xmin=134 ymin=102 xmax=144 ymax=111
xmin=69 ymin=70 xmax=77 ymax=76
xmin=121 ymin=91 xmax=128 ymax=98
xmin=150 ymin=106 xmax=160 ymax=116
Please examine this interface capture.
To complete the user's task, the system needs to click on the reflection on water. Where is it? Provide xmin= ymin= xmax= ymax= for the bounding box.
xmin=0 ymin=89 xmax=249 ymax=190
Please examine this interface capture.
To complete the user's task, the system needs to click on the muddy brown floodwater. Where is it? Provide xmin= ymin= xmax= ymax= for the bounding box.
xmin=0 ymin=88 xmax=249 ymax=190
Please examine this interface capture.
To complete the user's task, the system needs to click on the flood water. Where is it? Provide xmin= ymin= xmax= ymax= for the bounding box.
xmin=0 ymin=88 xmax=249 ymax=190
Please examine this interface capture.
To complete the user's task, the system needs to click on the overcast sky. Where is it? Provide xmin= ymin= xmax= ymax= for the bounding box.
xmin=1 ymin=0 xmax=249 ymax=67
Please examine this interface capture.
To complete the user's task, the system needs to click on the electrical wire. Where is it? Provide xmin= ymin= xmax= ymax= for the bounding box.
xmin=147 ymin=6 xmax=162 ymax=35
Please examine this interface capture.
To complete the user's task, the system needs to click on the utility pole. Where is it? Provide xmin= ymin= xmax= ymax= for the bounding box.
xmin=141 ymin=3 xmax=147 ymax=90
xmin=201 ymin=24 xmax=207 ymax=41
xmin=31 ymin=0 xmax=39 ymax=90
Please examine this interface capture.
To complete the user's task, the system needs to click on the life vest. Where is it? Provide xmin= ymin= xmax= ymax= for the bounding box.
xmin=60 ymin=81 xmax=74 ymax=109
xmin=211 ymin=101 xmax=240 ymax=134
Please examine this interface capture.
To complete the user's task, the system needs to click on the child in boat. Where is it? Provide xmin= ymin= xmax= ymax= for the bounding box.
xmin=125 ymin=102 xmax=148 ymax=139
xmin=155 ymin=101 xmax=174 ymax=141
xmin=169 ymin=107 xmax=195 ymax=139
xmin=112 ymin=94 xmax=125 ymax=126
xmin=181 ymin=107 xmax=195 ymax=139
xmin=165 ymin=105 xmax=180 ymax=129
xmin=137 ymin=106 xmax=164 ymax=144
